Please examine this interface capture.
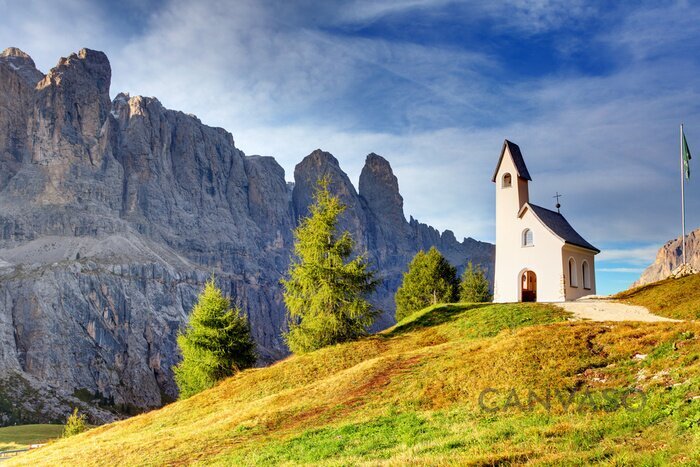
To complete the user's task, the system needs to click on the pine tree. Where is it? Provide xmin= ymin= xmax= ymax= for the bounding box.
xmin=459 ymin=261 xmax=492 ymax=303
xmin=282 ymin=177 xmax=380 ymax=354
xmin=395 ymin=247 xmax=458 ymax=322
xmin=174 ymin=280 xmax=256 ymax=399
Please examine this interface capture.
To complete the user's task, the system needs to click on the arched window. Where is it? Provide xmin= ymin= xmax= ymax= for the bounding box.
xmin=569 ymin=258 xmax=578 ymax=287
xmin=502 ymin=173 xmax=512 ymax=188
xmin=522 ymin=228 xmax=533 ymax=247
xmin=582 ymin=261 xmax=591 ymax=289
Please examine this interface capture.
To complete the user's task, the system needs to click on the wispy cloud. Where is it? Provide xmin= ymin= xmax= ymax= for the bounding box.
xmin=598 ymin=267 xmax=646 ymax=274
xmin=0 ymin=0 xmax=127 ymax=72
xmin=476 ymin=0 xmax=602 ymax=34
xmin=334 ymin=0 xmax=456 ymax=24
xmin=597 ymin=246 xmax=660 ymax=266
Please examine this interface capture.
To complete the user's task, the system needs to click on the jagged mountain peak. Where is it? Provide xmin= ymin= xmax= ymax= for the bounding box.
xmin=111 ymin=92 xmax=163 ymax=118
xmin=293 ymin=148 xmax=363 ymax=224
xmin=362 ymin=153 xmax=397 ymax=184
xmin=46 ymin=48 xmax=111 ymax=91
xmin=0 ymin=47 xmax=44 ymax=86
xmin=293 ymin=148 xmax=354 ymax=199
xmin=1 ymin=47 xmax=32 ymax=59
xmin=29 ymin=48 xmax=112 ymax=168
xmin=636 ymin=227 xmax=700 ymax=286
xmin=305 ymin=148 xmax=340 ymax=166
xmin=365 ymin=152 xmax=386 ymax=162
xmin=79 ymin=47 xmax=106 ymax=60
xmin=360 ymin=152 xmax=405 ymax=227
xmin=112 ymin=92 xmax=164 ymax=109
xmin=361 ymin=152 xmax=398 ymax=185
xmin=55 ymin=48 xmax=110 ymax=67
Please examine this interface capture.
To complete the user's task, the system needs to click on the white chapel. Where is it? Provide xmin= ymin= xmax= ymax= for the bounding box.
xmin=492 ymin=140 xmax=599 ymax=302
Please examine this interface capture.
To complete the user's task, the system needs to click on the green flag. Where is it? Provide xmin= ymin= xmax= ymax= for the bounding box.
xmin=683 ymin=130 xmax=692 ymax=179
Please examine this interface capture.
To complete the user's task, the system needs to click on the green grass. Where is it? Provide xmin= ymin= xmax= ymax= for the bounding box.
xmin=615 ymin=272 xmax=700 ymax=320
xmin=0 ymin=425 xmax=63 ymax=452
xmin=10 ymin=302 xmax=700 ymax=466
xmin=220 ymin=389 xmax=700 ymax=466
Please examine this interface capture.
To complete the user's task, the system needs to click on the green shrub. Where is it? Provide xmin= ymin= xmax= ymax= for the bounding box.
xmin=62 ymin=408 xmax=88 ymax=438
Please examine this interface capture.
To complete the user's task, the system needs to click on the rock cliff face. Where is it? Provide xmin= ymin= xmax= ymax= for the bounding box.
xmin=0 ymin=48 xmax=494 ymax=424
xmin=635 ymin=227 xmax=700 ymax=286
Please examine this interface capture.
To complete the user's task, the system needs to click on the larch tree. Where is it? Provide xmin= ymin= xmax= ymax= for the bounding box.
xmin=394 ymin=247 xmax=458 ymax=322
xmin=459 ymin=261 xmax=492 ymax=303
xmin=174 ymin=279 xmax=256 ymax=399
xmin=62 ymin=408 xmax=88 ymax=437
xmin=282 ymin=177 xmax=380 ymax=354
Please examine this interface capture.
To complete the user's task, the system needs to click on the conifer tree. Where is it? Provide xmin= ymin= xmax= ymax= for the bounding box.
xmin=282 ymin=177 xmax=379 ymax=354
xmin=459 ymin=261 xmax=492 ymax=303
xmin=62 ymin=408 xmax=88 ymax=437
xmin=174 ymin=280 xmax=256 ymax=399
xmin=395 ymin=247 xmax=458 ymax=322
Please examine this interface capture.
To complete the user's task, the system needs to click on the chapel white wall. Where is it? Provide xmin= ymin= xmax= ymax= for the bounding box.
xmin=494 ymin=208 xmax=567 ymax=302
xmin=494 ymin=148 xmax=567 ymax=303
xmin=562 ymin=246 xmax=597 ymax=300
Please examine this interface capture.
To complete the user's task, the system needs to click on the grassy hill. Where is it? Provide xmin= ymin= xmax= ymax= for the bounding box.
xmin=615 ymin=273 xmax=700 ymax=320
xmin=9 ymin=302 xmax=700 ymax=465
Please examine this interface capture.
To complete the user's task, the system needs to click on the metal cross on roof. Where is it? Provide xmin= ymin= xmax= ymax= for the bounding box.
xmin=553 ymin=192 xmax=563 ymax=213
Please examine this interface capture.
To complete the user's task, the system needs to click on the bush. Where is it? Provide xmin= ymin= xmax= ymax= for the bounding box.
xmin=459 ymin=261 xmax=492 ymax=303
xmin=174 ymin=280 xmax=256 ymax=399
xmin=62 ymin=408 xmax=88 ymax=438
xmin=282 ymin=177 xmax=380 ymax=354
xmin=395 ymin=247 xmax=458 ymax=322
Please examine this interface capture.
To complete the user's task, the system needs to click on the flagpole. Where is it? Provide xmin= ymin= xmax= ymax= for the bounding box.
xmin=681 ymin=123 xmax=687 ymax=265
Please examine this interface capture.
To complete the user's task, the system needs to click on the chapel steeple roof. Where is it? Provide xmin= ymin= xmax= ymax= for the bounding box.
xmin=491 ymin=139 xmax=532 ymax=182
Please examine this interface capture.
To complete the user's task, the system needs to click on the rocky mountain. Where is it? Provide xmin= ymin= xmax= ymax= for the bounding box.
xmin=635 ymin=227 xmax=700 ymax=286
xmin=0 ymin=48 xmax=493 ymax=424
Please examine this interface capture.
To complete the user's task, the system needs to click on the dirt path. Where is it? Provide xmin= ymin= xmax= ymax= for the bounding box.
xmin=559 ymin=299 xmax=681 ymax=322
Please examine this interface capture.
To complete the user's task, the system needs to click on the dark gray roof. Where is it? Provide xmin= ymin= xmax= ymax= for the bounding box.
xmin=528 ymin=204 xmax=600 ymax=253
xmin=491 ymin=139 xmax=532 ymax=182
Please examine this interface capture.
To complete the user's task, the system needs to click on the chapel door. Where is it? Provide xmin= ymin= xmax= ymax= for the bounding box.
xmin=521 ymin=270 xmax=537 ymax=302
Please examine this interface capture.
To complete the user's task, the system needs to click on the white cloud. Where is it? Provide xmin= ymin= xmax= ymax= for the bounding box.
xmin=598 ymin=267 xmax=646 ymax=273
xmin=605 ymin=2 xmax=700 ymax=61
xmin=596 ymin=246 xmax=660 ymax=266
xmin=335 ymin=0 xmax=601 ymax=36
xmin=107 ymin=0 xmax=496 ymax=135
xmin=477 ymin=0 xmax=600 ymax=34
xmin=0 ymin=0 xmax=120 ymax=73
xmin=334 ymin=0 xmax=456 ymax=24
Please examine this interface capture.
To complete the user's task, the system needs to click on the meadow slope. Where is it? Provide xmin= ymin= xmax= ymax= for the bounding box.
xmin=615 ymin=273 xmax=700 ymax=320
xmin=10 ymin=301 xmax=700 ymax=466
xmin=0 ymin=425 xmax=62 ymax=452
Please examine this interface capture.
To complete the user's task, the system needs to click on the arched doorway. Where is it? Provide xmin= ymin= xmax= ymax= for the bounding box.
xmin=521 ymin=270 xmax=537 ymax=302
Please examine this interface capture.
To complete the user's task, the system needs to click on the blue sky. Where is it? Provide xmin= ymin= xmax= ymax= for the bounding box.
xmin=1 ymin=0 xmax=699 ymax=294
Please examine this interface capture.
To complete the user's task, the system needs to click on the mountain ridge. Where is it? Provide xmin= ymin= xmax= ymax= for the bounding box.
xmin=635 ymin=227 xmax=699 ymax=286
xmin=0 ymin=47 xmax=493 ymax=423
